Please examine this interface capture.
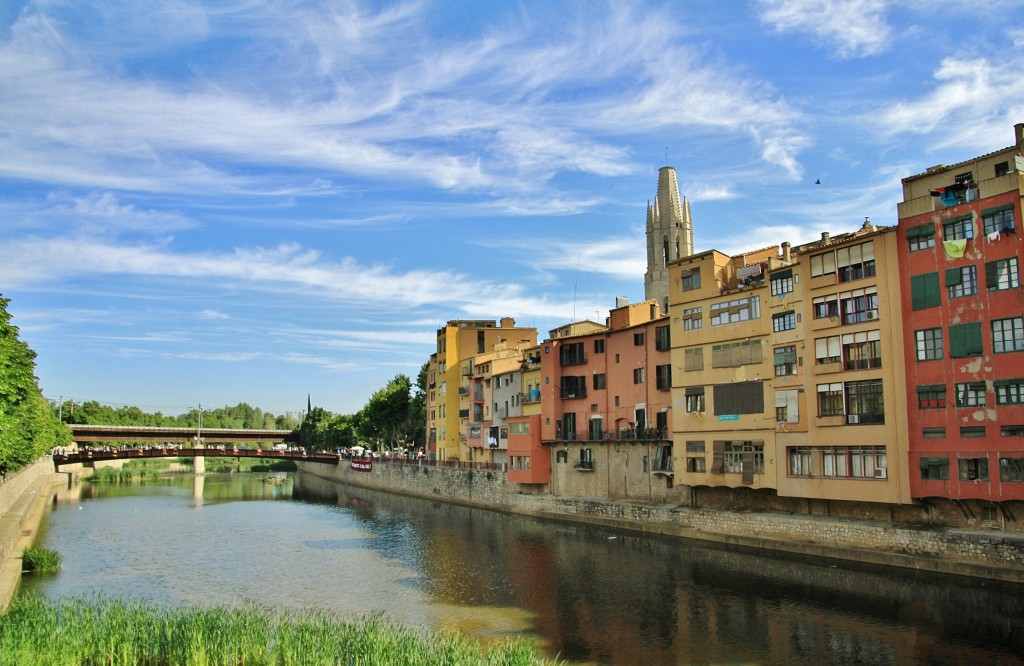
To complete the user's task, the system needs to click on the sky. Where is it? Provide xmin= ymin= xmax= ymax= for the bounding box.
xmin=2 ymin=0 xmax=1023 ymax=418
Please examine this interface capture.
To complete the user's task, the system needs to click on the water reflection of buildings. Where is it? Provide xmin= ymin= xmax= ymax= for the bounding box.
xmin=293 ymin=473 xmax=1024 ymax=665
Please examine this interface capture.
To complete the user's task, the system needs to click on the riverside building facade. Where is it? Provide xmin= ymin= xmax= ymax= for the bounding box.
xmin=897 ymin=122 xmax=1024 ymax=517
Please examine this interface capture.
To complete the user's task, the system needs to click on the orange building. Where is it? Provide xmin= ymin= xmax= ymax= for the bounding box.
xmin=540 ymin=300 xmax=675 ymax=501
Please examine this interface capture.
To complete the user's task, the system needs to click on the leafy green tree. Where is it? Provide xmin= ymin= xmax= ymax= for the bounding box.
xmin=0 ymin=295 xmax=71 ymax=474
xmin=359 ymin=374 xmax=412 ymax=450
xmin=299 ymin=406 xmax=334 ymax=451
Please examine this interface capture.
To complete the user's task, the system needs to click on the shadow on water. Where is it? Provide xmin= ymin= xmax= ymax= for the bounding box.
xmin=294 ymin=472 xmax=1024 ymax=666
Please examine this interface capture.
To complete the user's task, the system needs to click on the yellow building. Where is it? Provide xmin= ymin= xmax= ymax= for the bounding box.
xmin=426 ymin=318 xmax=537 ymax=462
xmin=670 ymin=224 xmax=911 ymax=512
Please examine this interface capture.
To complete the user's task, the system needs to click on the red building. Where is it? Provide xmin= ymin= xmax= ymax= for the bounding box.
xmin=897 ymin=123 xmax=1024 ymax=515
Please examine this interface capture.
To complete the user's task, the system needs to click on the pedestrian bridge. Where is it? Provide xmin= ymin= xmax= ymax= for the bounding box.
xmin=67 ymin=424 xmax=299 ymax=446
xmin=52 ymin=446 xmax=339 ymax=470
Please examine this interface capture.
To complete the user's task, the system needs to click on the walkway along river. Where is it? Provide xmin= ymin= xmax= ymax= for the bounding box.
xmin=18 ymin=469 xmax=1024 ymax=665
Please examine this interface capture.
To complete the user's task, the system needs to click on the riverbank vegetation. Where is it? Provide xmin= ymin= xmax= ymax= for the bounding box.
xmin=0 ymin=295 xmax=71 ymax=475
xmin=21 ymin=548 xmax=61 ymax=574
xmin=0 ymin=595 xmax=557 ymax=666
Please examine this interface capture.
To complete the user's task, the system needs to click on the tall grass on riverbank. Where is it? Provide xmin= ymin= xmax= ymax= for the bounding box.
xmin=0 ymin=595 xmax=557 ymax=665
xmin=21 ymin=548 xmax=61 ymax=574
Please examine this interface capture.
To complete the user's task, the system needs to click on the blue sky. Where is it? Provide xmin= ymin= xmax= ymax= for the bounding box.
xmin=2 ymin=0 xmax=1023 ymax=418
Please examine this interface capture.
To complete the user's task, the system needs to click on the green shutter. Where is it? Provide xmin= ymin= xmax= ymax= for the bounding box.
xmin=945 ymin=267 xmax=962 ymax=286
xmin=906 ymin=223 xmax=934 ymax=239
xmin=911 ymin=272 xmax=940 ymax=310
xmin=917 ymin=384 xmax=945 ymax=393
xmin=949 ymin=322 xmax=983 ymax=358
xmin=985 ymin=260 xmax=1000 ymax=289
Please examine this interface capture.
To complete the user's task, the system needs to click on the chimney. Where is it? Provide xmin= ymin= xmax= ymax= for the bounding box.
xmin=862 ymin=217 xmax=874 ymax=232
xmin=821 ymin=231 xmax=830 ymax=245
xmin=500 ymin=317 xmax=515 ymax=328
xmin=1015 ymin=122 xmax=1024 ymax=147
xmin=781 ymin=242 xmax=791 ymax=263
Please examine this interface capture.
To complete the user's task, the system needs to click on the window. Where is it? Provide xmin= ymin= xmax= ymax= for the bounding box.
xmin=907 ymin=223 xmax=936 ymax=252
xmin=681 ymin=268 xmax=701 ymax=291
xmin=772 ymin=311 xmax=796 ymax=332
xmin=992 ymin=317 xmax=1024 ymax=353
xmin=685 ymin=387 xmax=705 ymax=413
xmin=995 ymin=379 xmax=1024 ymax=405
xmin=995 ymin=162 xmax=1010 ymax=177
xmin=842 ymin=330 xmax=881 ymax=370
xmin=917 ymin=384 xmax=947 ymax=409
xmin=955 ymin=382 xmax=986 ymax=407
xmin=774 ymin=345 xmax=797 ymax=376
xmin=770 ymin=269 xmax=794 ymax=297
xmin=958 ymin=457 xmax=989 ymax=481
xmin=594 ymin=338 xmax=605 ymax=354
xmin=915 ymin=328 xmax=943 ymax=361
xmin=719 ymin=441 xmax=764 ymax=475
xmin=814 ymin=336 xmax=841 ymax=365
xmin=560 ymin=376 xmax=587 ymax=399
xmin=560 ymin=342 xmax=586 ymax=366
xmin=1000 ymin=458 xmax=1024 ymax=482
xmin=653 ymin=444 xmax=672 ymax=473
xmin=578 ymin=448 xmax=594 ymax=470
xmin=592 ymin=373 xmax=606 ymax=390
xmin=710 ymin=296 xmax=760 ymax=326
xmin=713 ymin=381 xmax=764 ymax=415
xmin=920 ymin=457 xmax=949 ymax=480
xmin=960 ymin=426 xmax=986 ymax=438
xmin=923 ymin=427 xmax=946 ymax=439
xmin=836 ymin=241 xmax=876 ymax=283
xmin=1003 ymin=425 xmax=1024 ymax=437
xmin=633 ymin=332 xmax=646 ymax=346
xmin=810 ymin=250 xmax=837 ymax=278
xmin=812 ymin=294 xmax=839 ymax=319
xmin=655 ymin=325 xmax=670 ymax=351
xmin=943 ymin=215 xmax=973 ymax=241
xmin=682 ymin=307 xmax=702 ymax=330
xmin=789 ymin=447 xmax=811 ymax=476
xmin=655 ymin=364 xmax=671 ymax=391
xmin=911 ymin=273 xmax=941 ymax=310
xmin=949 ymin=322 xmax=983 ymax=358
xmin=945 ymin=265 xmax=977 ymax=299
xmin=986 ymin=257 xmax=1020 ymax=291
xmin=686 ymin=441 xmax=706 ymax=473
xmin=684 ymin=347 xmax=703 ymax=372
xmin=839 ymin=287 xmax=878 ymax=324
xmin=556 ymin=450 xmax=568 ymax=463
xmin=821 ymin=446 xmax=886 ymax=478
xmin=817 ymin=383 xmax=844 ymax=416
xmin=711 ymin=339 xmax=762 ymax=368
xmin=633 ymin=367 xmax=646 ymax=384
xmin=775 ymin=389 xmax=799 ymax=423
xmin=982 ymin=207 xmax=1015 ymax=235
xmin=846 ymin=379 xmax=884 ymax=424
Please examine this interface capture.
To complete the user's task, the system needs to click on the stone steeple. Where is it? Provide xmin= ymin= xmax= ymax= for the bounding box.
xmin=644 ymin=166 xmax=693 ymax=313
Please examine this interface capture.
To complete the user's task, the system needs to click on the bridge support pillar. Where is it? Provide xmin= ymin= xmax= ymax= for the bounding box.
xmin=193 ymin=455 xmax=206 ymax=475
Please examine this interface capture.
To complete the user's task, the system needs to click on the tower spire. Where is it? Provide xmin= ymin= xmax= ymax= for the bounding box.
xmin=644 ymin=166 xmax=693 ymax=313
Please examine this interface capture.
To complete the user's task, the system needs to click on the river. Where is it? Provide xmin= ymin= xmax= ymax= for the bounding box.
xmin=20 ymin=471 xmax=1024 ymax=665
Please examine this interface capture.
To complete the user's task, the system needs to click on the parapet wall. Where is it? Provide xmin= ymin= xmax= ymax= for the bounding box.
xmin=297 ymin=459 xmax=1024 ymax=583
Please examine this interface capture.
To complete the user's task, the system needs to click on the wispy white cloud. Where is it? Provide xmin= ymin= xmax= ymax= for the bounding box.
xmin=757 ymin=0 xmax=893 ymax=59
xmin=874 ymin=57 xmax=1024 ymax=151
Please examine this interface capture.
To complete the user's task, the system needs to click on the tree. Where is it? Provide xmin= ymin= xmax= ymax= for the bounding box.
xmin=0 ymin=295 xmax=71 ymax=474
xmin=359 ymin=374 xmax=412 ymax=451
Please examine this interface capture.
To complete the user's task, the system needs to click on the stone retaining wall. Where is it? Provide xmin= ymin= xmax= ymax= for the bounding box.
xmin=297 ymin=459 xmax=1024 ymax=583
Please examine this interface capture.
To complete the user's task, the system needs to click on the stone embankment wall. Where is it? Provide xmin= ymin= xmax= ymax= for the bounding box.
xmin=0 ymin=458 xmax=68 ymax=612
xmin=297 ymin=459 xmax=1024 ymax=584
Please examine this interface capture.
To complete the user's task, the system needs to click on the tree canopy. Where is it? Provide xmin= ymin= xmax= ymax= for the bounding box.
xmin=0 ymin=295 xmax=71 ymax=474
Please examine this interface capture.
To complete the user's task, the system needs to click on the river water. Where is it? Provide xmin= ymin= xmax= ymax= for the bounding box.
xmin=20 ymin=471 xmax=1024 ymax=665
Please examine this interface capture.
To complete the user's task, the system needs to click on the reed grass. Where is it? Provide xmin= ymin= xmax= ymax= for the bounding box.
xmin=88 ymin=466 xmax=163 ymax=483
xmin=0 ymin=595 xmax=558 ymax=665
xmin=21 ymin=548 xmax=61 ymax=573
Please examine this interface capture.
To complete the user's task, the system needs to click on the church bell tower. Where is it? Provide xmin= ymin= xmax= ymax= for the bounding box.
xmin=644 ymin=166 xmax=693 ymax=313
